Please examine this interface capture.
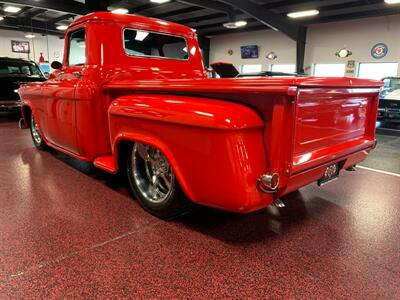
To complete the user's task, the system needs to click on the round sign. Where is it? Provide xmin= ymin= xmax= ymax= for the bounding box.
xmin=371 ymin=43 xmax=388 ymax=59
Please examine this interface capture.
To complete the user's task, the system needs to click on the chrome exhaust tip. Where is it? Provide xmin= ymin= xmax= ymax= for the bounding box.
xmin=258 ymin=173 xmax=280 ymax=193
xmin=18 ymin=118 xmax=27 ymax=129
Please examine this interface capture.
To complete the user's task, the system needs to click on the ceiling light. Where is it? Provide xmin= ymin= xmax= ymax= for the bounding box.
xmin=223 ymin=20 xmax=247 ymax=29
xmin=385 ymin=0 xmax=400 ymax=4
xmin=150 ymin=0 xmax=171 ymax=3
xmin=25 ymin=34 xmax=35 ymax=39
xmin=4 ymin=6 xmax=21 ymax=13
xmin=287 ymin=10 xmax=319 ymax=18
xmin=56 ymin=25 xmax=68 ymax=31
xmin=135 ymin=30 xmax=149 ymax=41
xmin=111 ymin=8 xmax=129 ymax=14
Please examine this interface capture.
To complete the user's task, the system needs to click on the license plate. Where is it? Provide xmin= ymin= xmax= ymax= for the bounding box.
xmin=318 ymin=163 xmax=339 ymax=186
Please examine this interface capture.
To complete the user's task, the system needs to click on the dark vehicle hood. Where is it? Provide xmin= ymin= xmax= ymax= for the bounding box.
xmin=0 ymin=76 xmax=46 ymax=100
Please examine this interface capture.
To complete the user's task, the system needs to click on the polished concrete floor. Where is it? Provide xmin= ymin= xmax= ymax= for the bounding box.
xmin=1 ymin=113 xmax=400 ymax=298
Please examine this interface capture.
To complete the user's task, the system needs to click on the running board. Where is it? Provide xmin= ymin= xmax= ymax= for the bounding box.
xmin=93 ymin=156 xmax=117 ymax=173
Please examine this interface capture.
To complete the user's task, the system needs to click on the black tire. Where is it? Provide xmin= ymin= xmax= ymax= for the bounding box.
xmin=126 ymin=143 xmax=193 ymax=219
xmin=30 ymin=114 xmax=47 ymax=150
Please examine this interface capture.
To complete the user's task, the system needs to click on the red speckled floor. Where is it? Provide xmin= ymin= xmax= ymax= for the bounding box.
xmin=1 ymin=115 xmax=400 ymax=299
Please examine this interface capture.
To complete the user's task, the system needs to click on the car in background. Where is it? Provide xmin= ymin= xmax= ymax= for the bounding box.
xmin=0 ymin=57 xmax=46 ymax=112
xmin=378 ymin=77 xmax=400 ymax=122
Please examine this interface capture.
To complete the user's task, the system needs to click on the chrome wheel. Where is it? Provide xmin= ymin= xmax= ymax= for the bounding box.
xmin=30 ymin=115 xmax=42 ymax=145
xmin=131 ymin=143 xmax=175 ymax=204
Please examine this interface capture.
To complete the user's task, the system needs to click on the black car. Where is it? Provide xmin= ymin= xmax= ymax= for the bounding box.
xmin=0 ymin=57 xmax=46 ymax=111
xmin=378 ymin=77 xmax=400 ymax=122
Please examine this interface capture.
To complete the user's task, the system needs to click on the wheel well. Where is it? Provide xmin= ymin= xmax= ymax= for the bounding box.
xmin=22 ymin=106 xmax=32 ymax=127
xmin=117 ymin=140 xmax=133 ymax=174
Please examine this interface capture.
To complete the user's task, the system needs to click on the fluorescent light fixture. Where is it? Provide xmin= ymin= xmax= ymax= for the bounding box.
xmin=287 ymin=10 xmax=319 ymax=18
xmin=4 ymin=6 xmax=21 ymax=13
xmin=56 ymin=25 xmax=68 ymax=31
xmin=223 ymin=20 xmax=247 ymax=29
xmin=111 ymin=8 xmax=129 ymax=14
xmin=25 ymin=34 xmax=35 ymax=38
xmin=150 ymin=0 xmax=171 ymax=3
xmin=135 ymin=30 xmax=149 ymax=41
xmin=385 ymin=0 xmax=400 ymax=4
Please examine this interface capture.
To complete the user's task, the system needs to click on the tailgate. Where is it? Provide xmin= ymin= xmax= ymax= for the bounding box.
xmin=292 ymin=87 xmax=379 ymax=173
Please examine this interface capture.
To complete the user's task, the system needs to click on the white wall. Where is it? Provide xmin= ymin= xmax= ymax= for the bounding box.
xmin=0 ymin=29 xmax=64 ymax=63
xmin=210 ymin=15 xmax=400 ymax=76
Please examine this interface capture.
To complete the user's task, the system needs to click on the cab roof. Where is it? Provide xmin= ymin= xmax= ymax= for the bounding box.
xmin=71 ymin=12 xmax=195 ymax=36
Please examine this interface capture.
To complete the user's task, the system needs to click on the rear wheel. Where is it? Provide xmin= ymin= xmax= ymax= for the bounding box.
xmin=126 ymin=143 xmax=192 ymax=219
xmin=30 ymin=114 xmax=46 ymax=150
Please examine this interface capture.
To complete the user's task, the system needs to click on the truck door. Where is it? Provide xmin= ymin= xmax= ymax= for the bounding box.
xmin=42 ymin=28 xmax=86 ymax=154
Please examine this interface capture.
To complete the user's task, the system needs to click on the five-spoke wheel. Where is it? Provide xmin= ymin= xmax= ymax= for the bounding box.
xmin=126 ymin=143 xmax=192 ymax=219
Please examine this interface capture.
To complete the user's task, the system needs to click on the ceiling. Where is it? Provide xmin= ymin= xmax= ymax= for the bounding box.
xmin=0 ymin=0 xmax=399 ymax=38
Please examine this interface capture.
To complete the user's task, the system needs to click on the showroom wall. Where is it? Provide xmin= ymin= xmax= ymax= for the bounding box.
xmin=210 ymin=15 xmax=400 ymax=75
xmin=0 ymin=29 xmax=64 ymax=63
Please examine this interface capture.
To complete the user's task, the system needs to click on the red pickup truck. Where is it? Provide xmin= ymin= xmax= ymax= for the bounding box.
xmin=19 ymin=12 xmax=381 ymax=219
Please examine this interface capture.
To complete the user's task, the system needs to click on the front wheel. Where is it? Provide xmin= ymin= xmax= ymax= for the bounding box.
xmin=126 ymin=143 xmax=192 ymax=219
xmin=30 ymin=114 xmax=47 ymax=150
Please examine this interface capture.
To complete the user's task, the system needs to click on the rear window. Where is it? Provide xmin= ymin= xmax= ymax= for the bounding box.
xmin=0 ymin=61 xmax=43 ymax=77
xmin=123 ymin=29 xmax=189 ymax=61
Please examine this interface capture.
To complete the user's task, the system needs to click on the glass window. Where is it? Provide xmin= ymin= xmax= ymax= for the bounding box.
xmin=241 ymin=64 xmax=262 ymax=74
xmin=313 ymin=64 xmax=346 ymax=77
xmin=68 ymin=29 xmax=86 ymax=66
xmin=124 ymin=29 xmax=188 ymax=60
xmin=270 ymin=64 xmax=296 ymax=73
xmin=357 ymin=63 xmax=398 ymax=80
xmin=0 ymin=61 xmax=43 ymax=77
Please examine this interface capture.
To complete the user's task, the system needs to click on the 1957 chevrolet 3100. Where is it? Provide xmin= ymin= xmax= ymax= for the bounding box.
xmin=19 ymin=12 xmax=381 ymax=219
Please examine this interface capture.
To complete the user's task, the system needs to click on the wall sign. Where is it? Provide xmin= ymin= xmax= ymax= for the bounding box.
xmin=240 ymin=45 xmax=259 ymax=59
xmin=345 ymin=60 xmax=356 ymax=77
xmin=11 ymin=40 xmax=30 ymax=53
xmin=371 ymin=43 xmax=388 ymax=59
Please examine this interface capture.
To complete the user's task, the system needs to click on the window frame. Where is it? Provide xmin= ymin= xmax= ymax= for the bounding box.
xmin=357 ymin=62 xmax=399 ymax=80
xmin=122 ymin=28 xmax=190 ymax=62
xmin=240 ymin=64 xmax=262 ymax=74
xmin=67 ymin=27 xmax=87 ymax=67
xmin=269 ymin=64 xmax=296 ymax=73
xmin=312 ymin=63 xmax=346 ymax=77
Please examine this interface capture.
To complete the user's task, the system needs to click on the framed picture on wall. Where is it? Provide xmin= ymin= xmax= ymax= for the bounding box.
xmin=11 ymin=40 xmax=30 ymax=53
xmin=240 ymin=45 xmax=259 ymax=59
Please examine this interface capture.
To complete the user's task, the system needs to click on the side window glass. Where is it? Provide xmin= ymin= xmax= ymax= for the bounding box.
xmin=68 ymin=29 xmax=86 ymax=66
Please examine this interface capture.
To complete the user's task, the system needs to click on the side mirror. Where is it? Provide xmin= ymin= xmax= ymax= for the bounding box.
xmin=51 ymin=61 xmax=62 ymax=70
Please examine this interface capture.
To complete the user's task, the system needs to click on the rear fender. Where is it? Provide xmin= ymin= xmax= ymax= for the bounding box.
xmin=108 ymin=94 xmax=264 ymax=130
xmin=109 ymin=94 xmax=270 ymax=212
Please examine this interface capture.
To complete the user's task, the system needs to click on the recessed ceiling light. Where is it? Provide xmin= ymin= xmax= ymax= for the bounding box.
xmin=111 ymin=8 xmax=129 ymax=14
xmin=150 ymin=0 xmax=171 ymax=3
xmin=4 ymin=6 xmax=21 ymax=13
xmin=223 ymin=20 xmax=247 ymax=29
xmin=384 ymin=0 xmax=400 ymax=4
xmin=56 ymin=25 xmax=68 ymax=31
xmin=25 ymin=34 xmax=35 ymax=38
xmin=287 ymin=10 xmax=319 ymax=18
